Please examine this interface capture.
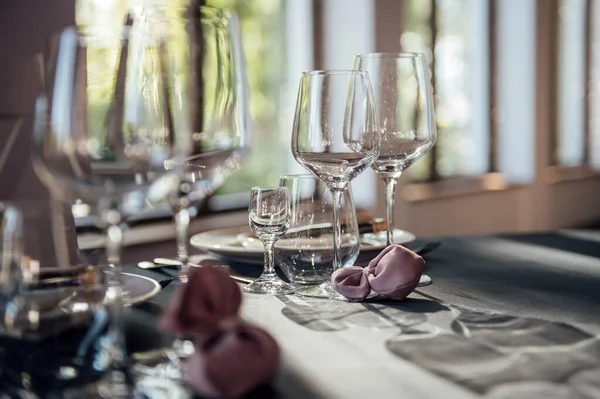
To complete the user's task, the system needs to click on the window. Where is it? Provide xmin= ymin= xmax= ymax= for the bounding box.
xmin=555 ymin=0 xmax=588 ymax=167
xmin=400 ymin=0 xmax=492 ymax=181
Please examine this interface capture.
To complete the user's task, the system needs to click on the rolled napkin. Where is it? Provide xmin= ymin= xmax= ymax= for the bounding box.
xmin=330 ymin=266 xmax=371 ymax=301
xmin=185 ymin=321 xmax=280 ymax=399
xmin=366 ymin=244 xmax=425 ymax=300
xmin=159 ymin=266 xmax=242 ymax=337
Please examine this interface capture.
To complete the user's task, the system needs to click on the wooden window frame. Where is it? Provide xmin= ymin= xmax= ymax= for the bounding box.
xmin=546 ymin=0 xmax=600 ymax=183
xmin=399 ymin=0 xmax=506 ymax=203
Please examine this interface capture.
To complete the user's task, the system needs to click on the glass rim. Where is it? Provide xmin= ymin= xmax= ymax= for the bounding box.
xmin=301 ymin=70 xmax=368 ymax=76
xmin=251 ymin=185 xmax=288 ymax=191
xmin=279 ymin=174 xmax=317 ymax=180
xmin=354 ymin=52 xmax=426 ymax=59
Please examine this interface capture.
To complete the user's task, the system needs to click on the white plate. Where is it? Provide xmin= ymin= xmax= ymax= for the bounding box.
xmin=122 ymin=273 xmax=161 ymax=306
xmin=190 ymin=226 xmax=416 ymax=266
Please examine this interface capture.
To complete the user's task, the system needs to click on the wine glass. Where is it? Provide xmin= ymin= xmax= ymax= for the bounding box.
xmin=127 ymin=5 xmax=249 ymax=387
xmin=0 ymin=203 xmax=115 ymax=398
xmin=291 ymin=71 xmax=380 ymax=299
xmin=353 ymin=53 xmax=437 ymax=287
xmin=245 ymin=187 xmax=293 ymax=294
xmin=276 ymin=174 xmax=360 ymax=294
xmin=139 ymin=5 xmax=250 ymax=279
xmin=32 ymin=27 xmax=190 ymax=396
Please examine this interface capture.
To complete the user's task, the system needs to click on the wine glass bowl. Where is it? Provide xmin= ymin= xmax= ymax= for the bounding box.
xmin=360 ymin=53 xmax=435 ymax=180
xmin=32 ymin=28 xmax=188 ymax=216
xmin=292 ymin=71 xmax=380 ymax=190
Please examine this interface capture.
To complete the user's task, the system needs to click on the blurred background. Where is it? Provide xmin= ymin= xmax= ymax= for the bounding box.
xmin=1 ymin=0 xmax=600 ymax=239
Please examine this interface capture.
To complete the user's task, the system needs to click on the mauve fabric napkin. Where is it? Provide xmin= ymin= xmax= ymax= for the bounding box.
xmin=366 ymin=245 xmax=424 ymax=299
xmin=159 ymin=266 xmax=241 ymax=338
xmin=186 ymin=322 xmax=280 ymax=399
xmin=331 ymin=266 xmax=370 ymax=301
xmin=331 ymin=244 xmax=425 ymax=301
xmin=159 ymin=266 xmax=280 ymax=398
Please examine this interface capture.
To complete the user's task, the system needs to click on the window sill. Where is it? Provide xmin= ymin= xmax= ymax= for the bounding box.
xmin=544 ymin=165 xmax=600 ymax=184
xmin=400 ymin=173 xmax=521 ymax=203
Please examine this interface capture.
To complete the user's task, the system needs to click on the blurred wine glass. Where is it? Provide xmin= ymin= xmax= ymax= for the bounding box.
xmin=31 ymin=26 xmax=190 ymax=397
xmin=139 ymin=5 xmax=251 ymax=279
xmin=354 ymin=53 xmax=436 ymax=286
xmin=0 ymin=204 xmax=116 ymax=398
xmin=291 ymin=71 xmax=380 ymax=299
xmin=125 ymin=4 xmax=250 ymax=389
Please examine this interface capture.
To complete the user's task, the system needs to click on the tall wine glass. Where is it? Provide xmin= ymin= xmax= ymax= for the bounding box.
xmin=139 ymin=5 xmax=250 ymax=279
xmin=32 ymin=27 xmax=190 ymax=397
xmin=128 ymin=5 xmax=249 ymax=388
xmin=354 ymin=53 xmax=437 ymax=286
xmin=291 ymin=71 xmax=380 ymax=299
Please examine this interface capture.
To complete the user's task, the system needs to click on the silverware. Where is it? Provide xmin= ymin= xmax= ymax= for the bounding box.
xmin=137 ymin=260 xmax=179 ymax=270
xmin=153 ymin=258 xmax=182 ymax=267
xmin=137 ymin=261 xmax=161 ymax=270
xmin=158 ymin=277 xmax=176 ymax=289
xmin=229 ymin=274 xmax=255 ymax=285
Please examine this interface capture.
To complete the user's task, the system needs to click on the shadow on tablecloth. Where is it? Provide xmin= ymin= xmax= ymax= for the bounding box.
xmin=276 ymin=293 xmax=600 ymax=398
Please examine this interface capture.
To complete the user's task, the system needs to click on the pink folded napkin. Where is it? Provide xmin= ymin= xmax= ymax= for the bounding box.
xmin=331 ymin=266 xmax=370 ymax=301
xmin=159 ymin=266 xmax=242 ymax=337
xmin=331 ymin=244 xmax=425 ymax=301
xmin=366 ymin=245 xmax=424 ymax=300
xmin=186 ymin=322 xmax=280 ymax=399
xmin=159 ymin=265 xmax=281 ymax=398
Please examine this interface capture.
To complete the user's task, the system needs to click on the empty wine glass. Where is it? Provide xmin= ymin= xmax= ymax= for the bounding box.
xmin=291 ymin=71 xmax=380 ymax=299
xmin=138 ymin=5 xmax=251 ymax=279
xmin=124 ymin=5 xmax=249 ymax=387
xmin=245 ymin=187 xmax=294 ymax=294
xmin=32 ymin=27 xmax=190 ymax=396
xmin=0 ymin=203 xmax=114 ymax=398
xmin=353 ymin=53 xmax=437 ymax=287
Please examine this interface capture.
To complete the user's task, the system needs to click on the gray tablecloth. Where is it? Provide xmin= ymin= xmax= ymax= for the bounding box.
xmin=125 ymin=230 xmax=600 ymax=399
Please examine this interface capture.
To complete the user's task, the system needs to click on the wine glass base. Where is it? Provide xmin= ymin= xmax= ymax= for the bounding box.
xmin=131 ymin=347 xmax=194 ymax=397
xmin=295 ymin=281 xmax=348 ymax=301
xmin=134 ymin=367 xmax=192 ymax=399
xmin=243 ymin=275 xmax=294 ymax=295
xmin=418 ymin=274 xmax=432 ymax=287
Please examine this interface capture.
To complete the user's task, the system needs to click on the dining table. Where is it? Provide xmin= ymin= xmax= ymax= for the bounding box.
xmin=121 ymin=227 xmax=600 ymax=399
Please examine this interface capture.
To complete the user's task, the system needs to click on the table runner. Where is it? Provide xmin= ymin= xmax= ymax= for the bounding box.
xmin=126 ymin=230 xmax=600 ymax=399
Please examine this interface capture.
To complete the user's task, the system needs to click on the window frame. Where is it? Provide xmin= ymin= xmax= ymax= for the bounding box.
xmin=547 ymin=0 xmax=600 ymax=183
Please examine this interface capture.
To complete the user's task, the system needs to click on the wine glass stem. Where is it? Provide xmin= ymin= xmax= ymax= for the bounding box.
xmin=383 ymin=176 xmax=399 ymax=246
xmin=330 ymin=188 xmax=344 ymax=272
xmin=105 ymin=221 xmax=131 ymax=395
xmin=262 ymin=238 xmax=277 ymax=277
xmin=174 ymin=206 xmax=190 ymax=281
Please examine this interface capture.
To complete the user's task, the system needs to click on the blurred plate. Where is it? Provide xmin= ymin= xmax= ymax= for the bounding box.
xmin=190 ymin=226 xmax=415 ymax=266
xmin=123 ymin=273 xmax=161 ymax=306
